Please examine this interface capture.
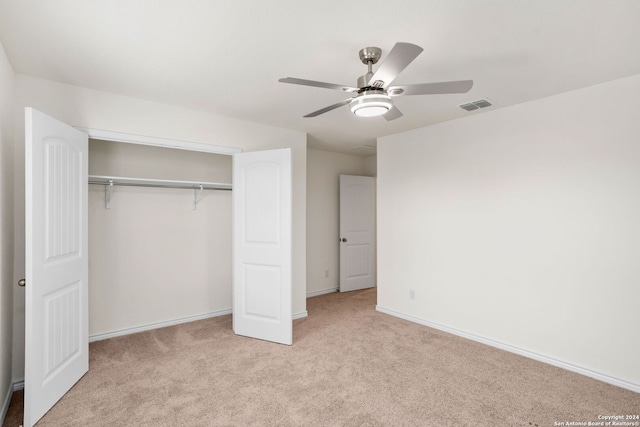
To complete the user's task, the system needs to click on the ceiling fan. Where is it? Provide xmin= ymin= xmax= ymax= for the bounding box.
xmin=279 ymin=42 xmax=473 ymax=120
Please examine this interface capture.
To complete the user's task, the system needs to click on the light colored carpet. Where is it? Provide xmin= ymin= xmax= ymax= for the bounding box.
xmin=4 ymin=288 xmax=639 ymax=426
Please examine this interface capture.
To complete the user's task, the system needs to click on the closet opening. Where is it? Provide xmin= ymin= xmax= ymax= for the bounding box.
xmin=87 ymin=138 xmax=235 ymax=341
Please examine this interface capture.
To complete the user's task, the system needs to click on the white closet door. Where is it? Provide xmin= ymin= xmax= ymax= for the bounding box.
xmin=24 ymin=108 xmax=89 ymax=427
xmin=232 ymin=148 xmax=292 ymax=345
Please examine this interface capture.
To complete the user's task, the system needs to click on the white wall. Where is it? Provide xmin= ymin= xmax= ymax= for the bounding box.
xmin=377 ymin=73 xmax=640 ymax=390
xmin=0 ymin=41 xmax=15 ymax=419
xmin=12 ymin=75 xmax=307 ymax=380
xmin=306 ymin=148 xmax=372 ymax=296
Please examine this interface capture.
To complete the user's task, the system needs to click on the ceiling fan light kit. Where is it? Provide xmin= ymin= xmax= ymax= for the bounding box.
xmin=279 ymin=42 xmax=473 ymax=120
xmin=350 ymin=91 xmax=393 ymax=117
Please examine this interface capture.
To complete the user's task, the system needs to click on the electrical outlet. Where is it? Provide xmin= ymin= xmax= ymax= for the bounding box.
xmin=409 ymin=289 xmax=415 ymax=300
xmin=325 ymin=269 xmax=329 ymax=278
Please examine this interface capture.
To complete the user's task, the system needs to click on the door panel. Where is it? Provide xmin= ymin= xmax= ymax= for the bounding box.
xmin=339 ymin=175 xmax=376 ymax=292
xmin=233 ymin=148 xmax=292 ymax=345
xmin=25 ymin=108 xmax=88 ymax=427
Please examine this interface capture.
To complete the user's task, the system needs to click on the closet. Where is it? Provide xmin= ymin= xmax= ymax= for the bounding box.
xmin=25 ymin=108 xmax=293 ymax=426
xmin=87 ymin=139 xmax=233 ymax=339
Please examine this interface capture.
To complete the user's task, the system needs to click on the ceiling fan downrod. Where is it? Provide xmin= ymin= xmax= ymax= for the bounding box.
xmin=357 ymin=47 xmax=381 ymax=89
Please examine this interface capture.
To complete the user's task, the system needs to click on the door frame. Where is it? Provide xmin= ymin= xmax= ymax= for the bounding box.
xmin=77 ymin=127 xmax=242 ymax=155
xmin=81 ymin=128 xmax=241 ymax=344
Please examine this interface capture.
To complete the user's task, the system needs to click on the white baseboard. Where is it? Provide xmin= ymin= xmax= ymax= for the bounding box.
xmin=293 ymin=311 xmax=308 ymax=320
xmin=376 ymin=305 xmax=640 ymax=394
xmin=1 ymin=382 xmax=11 ymax=426
xmin=88 ymin=289 xmax=333 ymax=343
xmin=89 ymin=308 xmax=233 ymax=342
xmin=306 ymin=287 xmax=338 ymax=298
xmin=90 ymin=308 xmax=309 ymax=343
xmin=0 ymin=380 xmax=23 ymax=425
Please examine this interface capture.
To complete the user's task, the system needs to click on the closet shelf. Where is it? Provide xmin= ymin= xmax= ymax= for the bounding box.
xmin=88 ymin=175 xmax=231 ymax=210
xmin=88 ymin=175 xmax=232 ymax=191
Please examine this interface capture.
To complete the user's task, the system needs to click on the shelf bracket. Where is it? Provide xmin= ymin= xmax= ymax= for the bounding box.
xmin=193 ymin=184 xmax=203 ymax=210
xmin=105 ymin=179 xmax=113 ymax=209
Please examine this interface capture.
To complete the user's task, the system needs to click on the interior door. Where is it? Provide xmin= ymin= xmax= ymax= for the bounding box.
xmin=339 ymin=175 xmax=376 ymax=292
xmin=25 ymin=108 xmax=89 ymax=427
xmin=232 ymin=148 xmax=292 ymax=345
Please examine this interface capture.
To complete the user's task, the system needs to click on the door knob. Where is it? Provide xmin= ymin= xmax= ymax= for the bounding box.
xmin=341 ymin=238 xmax=347 ymax=242
xmin=18 ymin=278 xmax=26 ymax=287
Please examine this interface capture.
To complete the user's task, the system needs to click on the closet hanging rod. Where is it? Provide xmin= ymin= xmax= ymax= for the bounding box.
xmin=88 ymin=175 xmax=232 ymax=191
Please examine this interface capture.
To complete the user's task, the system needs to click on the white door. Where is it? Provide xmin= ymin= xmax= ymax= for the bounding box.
xmin=25 ymin=108 xmax=89 ymax=427
xmin=339 ymin=175 xmax=376 ymax=292
xmin=232 ymin=148 xmax=292 ymax=345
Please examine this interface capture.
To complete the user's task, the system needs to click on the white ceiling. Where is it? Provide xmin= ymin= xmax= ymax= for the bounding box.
xmin=1 ymin=0 xmax=639 ymax=155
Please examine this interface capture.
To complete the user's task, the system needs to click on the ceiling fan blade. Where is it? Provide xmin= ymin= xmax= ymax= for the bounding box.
xmin=389 ymin=80 xmax=474 ymax=96
xmin=384 ymin=106 xmax=403 ymax=121
xmin=304 ymin=98 xmax=353 ymax=117
xmin=279 ymin=77 xmax=359 ymax=93
xmin=367 ymin=42 xmax=423 ymax=88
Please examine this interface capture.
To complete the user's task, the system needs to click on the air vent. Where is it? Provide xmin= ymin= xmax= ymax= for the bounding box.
xmin=460 ymin=99 xmax=493 ymax=112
